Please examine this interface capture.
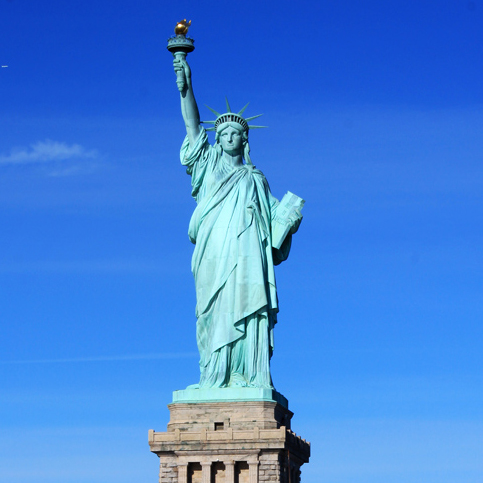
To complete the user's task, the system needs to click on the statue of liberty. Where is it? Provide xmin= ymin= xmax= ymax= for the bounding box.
xmin=171 ymin=25 xmax=303 ymax=390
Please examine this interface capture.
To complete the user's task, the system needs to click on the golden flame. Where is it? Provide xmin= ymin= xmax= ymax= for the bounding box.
xmin=174 ymin=19 xmax=191 ymax=35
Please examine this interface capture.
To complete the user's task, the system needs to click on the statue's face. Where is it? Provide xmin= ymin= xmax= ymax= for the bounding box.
xmin=219 ymin=125 xmax=244 ymax=155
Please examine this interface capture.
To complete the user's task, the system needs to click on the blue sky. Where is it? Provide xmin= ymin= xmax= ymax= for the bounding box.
xmin=1 ymin=1 xmax=482 ymax=482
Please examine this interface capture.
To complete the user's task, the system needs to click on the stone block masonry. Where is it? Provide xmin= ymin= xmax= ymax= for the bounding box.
xmin=149 ymin=400 xmax=310 ymax=483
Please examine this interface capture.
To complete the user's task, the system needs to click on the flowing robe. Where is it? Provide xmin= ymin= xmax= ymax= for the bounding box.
xmin=180 ymin=129 xmax=292 ymax=388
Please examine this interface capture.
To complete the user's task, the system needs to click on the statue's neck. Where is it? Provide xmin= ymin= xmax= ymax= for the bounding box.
xmin=222 ymin=151 xmax=243 ymax=168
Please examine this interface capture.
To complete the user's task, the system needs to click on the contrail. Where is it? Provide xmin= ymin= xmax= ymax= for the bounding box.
xmin=0 ymin=352 xmax=198 ymax=365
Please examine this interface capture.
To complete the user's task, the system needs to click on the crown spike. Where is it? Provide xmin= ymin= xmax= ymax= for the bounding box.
xmin=225 ymin=97 xmax=232 ymax=113
xmin=245 ymin=114 xmax=263 ymax=122
xmin=205 ymin=104 xmax=222 ymax=116
xmin=238 ymin=102 xmax=250 ymax=115
xmin=204 ymin=100 xmax=267 ymax=132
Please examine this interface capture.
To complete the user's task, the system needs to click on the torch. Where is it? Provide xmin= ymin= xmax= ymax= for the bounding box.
xmin=167 ymin=20 xmax=195 ymax=92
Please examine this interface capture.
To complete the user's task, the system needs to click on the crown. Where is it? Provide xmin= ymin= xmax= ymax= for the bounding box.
xmin=202 ymin=98 xmax=267 ymax=132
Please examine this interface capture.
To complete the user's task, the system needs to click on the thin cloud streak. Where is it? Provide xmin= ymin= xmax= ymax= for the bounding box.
xmin=0 ymin=352 xmax=198 ymax=365
xmin=0 ymin=259 xmax=172 ymax=274
xmin=0 ymin=139 xmax=98 ymax=165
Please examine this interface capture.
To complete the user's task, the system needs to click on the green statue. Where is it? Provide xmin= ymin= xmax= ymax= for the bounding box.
xmin=170 ymin=23 xmax=303 ymax=390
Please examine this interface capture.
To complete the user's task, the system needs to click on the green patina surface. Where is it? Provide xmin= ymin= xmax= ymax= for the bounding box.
xmin=172 ymin=387 xmax=289 ymax=409
xmin=169 ymin=26 xmax=303 ymax=398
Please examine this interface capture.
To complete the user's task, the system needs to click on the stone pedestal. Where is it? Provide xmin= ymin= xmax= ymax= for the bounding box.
xmin=149 ymin=395 xmax=310 ymax=483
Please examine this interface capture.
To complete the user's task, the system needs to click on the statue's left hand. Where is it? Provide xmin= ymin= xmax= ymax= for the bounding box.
xmin=289 ymin=210 xmax=303 ymax=235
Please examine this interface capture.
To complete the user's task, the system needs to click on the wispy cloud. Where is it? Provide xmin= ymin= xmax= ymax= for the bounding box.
xmin=0 ymin=352 xmax=198 ymax=365
xmin=0 ymin=139 xmax=98 ymax=166
xmin=0 ymin=259 xmax=175 ymax=274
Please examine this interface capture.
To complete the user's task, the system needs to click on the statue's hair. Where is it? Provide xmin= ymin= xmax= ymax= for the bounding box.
xmin=215 ymin=123 xmax=253 ymax=165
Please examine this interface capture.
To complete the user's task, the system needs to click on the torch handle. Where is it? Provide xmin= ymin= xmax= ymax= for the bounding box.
xmin=174 ymin=51 xmax=187 ymax=92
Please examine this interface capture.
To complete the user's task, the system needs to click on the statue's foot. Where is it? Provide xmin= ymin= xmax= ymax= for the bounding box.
xmin=228 ymin=373 xmax=248 ymax=387
xmin=186 ymin=383 xmax=200 ymax=389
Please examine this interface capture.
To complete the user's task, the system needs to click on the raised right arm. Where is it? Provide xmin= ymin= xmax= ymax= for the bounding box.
xmin=173 ymin=58 xmax=201 ymax=146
